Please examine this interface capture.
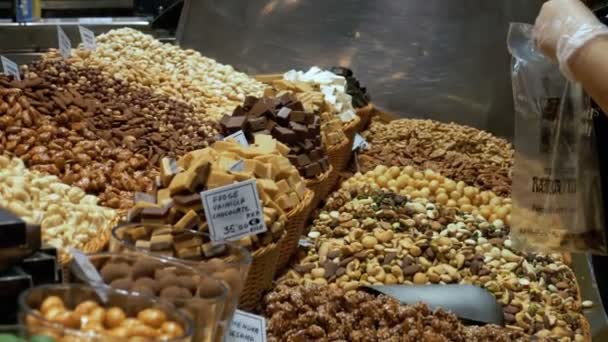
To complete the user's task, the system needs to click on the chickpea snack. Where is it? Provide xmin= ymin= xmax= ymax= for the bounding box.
xmin=20 ymin=284 xmax=192 ymax=342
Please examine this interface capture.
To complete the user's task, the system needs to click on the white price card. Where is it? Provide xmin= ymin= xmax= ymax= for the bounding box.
xmin=224 ymin=130 xmax=249 ymax=147
xmin=201 ymin=179 xmax=266 ymax=242
xmin=78 ymin=25 xmax=96 ymax=51
xmin=57 ymin=26 xmax=72 ymax=59
xmin=229 ymin=160 xmax=245 ymax=172
xmin=69 ymin=248 xmax=107 ymax=301
xmin=1 ymin=56 xmax=20 ymax=80
xmin=226 ymin=310 xmax=267 ymax=342
xmin=352 ymin=133 xmax=370 ymax=151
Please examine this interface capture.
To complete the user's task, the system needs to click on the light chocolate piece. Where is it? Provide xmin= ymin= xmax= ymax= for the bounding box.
xmin=257 ymin=179 xmax=279 ymax=196
xmin=174 ymin=234 xmax=203 ymax=251
xmin=177 ymin=246 xmax=202 ymax=259
xmin=174 ymin=210 xmax=202 ymax=232
xmin=135 ymin=240 xmax=151 ymax=250
xmin=150 ymin=234 xmax=173 ymax=251
xmin=275 ymin=179 xmax=291 ymax=195
xmin=207 ymin=170 xmax=236 ymax=189
xmin=128 ymin=226 xmax=149 ymax=241
xmin=157 ymin=188 xmax=172 ymax=206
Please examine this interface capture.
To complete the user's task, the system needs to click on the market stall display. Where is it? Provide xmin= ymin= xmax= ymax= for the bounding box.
xmin=71 ymin=28 xmax=267 ymax=121
xmin=358 ymin=118 xmax=514 ymax=196
xmin=282 ymin=188 xmax=585 ymax=340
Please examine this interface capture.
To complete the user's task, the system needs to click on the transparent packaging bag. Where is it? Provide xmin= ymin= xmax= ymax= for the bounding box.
xmin=508 ymin=23 xmax=607 ymax=254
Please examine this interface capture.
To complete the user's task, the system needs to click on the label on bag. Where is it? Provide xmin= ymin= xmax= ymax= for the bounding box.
xmin=226 ymin=310 xmax=267 ymax=342
xmin=352 ymin=133 xmax=369 ymax=151
xmin=78 ymin=25 xmax=96 ymax=51
xmin=224 ymin=130 xmax=249 ymax=147
xmin=57 ymin=26 xmax=72 ymax=59
xmin=69 ymin=248 xmax=108 ymax=301
xmin=1 ymin=56 xmax=20 ymax=80
xmin=201 ymin=179 xmax=266 ymax=242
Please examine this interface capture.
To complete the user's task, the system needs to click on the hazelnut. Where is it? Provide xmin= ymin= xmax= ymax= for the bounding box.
xmin=137 ymin=308 xmax=167 ymax=328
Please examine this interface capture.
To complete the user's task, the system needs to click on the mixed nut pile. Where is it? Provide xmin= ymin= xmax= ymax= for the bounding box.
xmin=264 ymin=282 xmax=534 ymax=341
xmin=283 ymin=188 xmax=585 ymax=340
xmin=358 ymin=118 xmax=514 ymax=195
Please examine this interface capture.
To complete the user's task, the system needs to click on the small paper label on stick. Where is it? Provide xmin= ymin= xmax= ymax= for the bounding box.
xmin=201 ymin=179 xmax=266 ymax=242
xmin=69 ymin=248 xmax=108 ymax=302
xmin=78 ymin=25 xmax=96 ymax=51
xmin=57 ymin=26 xmax=72 ymax=59
xmin=226 ymin=310 xmax=267 ymax=342
xmin=229 ymin=160 xmax=245 ymax=172
xmin=1 ymin=56 xmax=20 ymax=80
xmin=224 ymin=130 xmax=249 ymax=147
xmin=352 ymin=133 xmax=370 ymax=151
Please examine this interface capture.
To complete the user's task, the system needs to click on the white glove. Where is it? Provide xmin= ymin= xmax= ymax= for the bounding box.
xmin=533 ymin=0 xmax=608 ymax=80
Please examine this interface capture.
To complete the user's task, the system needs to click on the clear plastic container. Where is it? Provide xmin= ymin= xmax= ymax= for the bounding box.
xmin=110 ymin=225 xmax=252 ymax=342
xmin=19 ymin=284 xmax=193 ymax=342
xmin=69 ymin=252 xmax=227 ymax=342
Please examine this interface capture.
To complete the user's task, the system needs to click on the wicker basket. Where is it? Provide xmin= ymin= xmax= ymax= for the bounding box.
xmin=327 ymin=137 xmax=353 ymax=173
xmin=304 ymin=165 xmax=337 ymax=212
xmin=343 ymin=115 xmax=361 ymax=143
xmin=355 ymin=103 xmax=375 ymax=132
xmin=238 ymin=241 xmax=280 ymax=311
xmin=276 ymin=190 xmax=315 ymax=272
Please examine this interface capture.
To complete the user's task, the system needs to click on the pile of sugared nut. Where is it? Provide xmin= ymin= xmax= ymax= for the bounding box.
xmin=342 ymin=165 xmax=511 ymax=225
xmin=26 ymin=295 xmax=186 ymax=340
xmin=284 ymin=189 xmax=585 ymax=340
xmin=71 ymin=28 xmax=267 ymax=121
xmin=0 ymin=156 xmax=117 ymax=253
xmin=358 ymin=118 xmax=514 ymax=195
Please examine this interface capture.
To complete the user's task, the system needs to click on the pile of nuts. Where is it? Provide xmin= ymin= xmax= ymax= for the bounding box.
xmin=342 ymin=165 xmax=512 ymax=225
xmin=0 ymin=74 xmax=155 ymax=209
xmin=358 ymin=118 xmax=514 ymax=195
xmin=264 ymin=282 xmax=532 ymax=341
xmin=26 ymin=295 xmax=187 ymax=340
xmin=28 ymin=55 xmax=219 ymax=165
xmin=0 ymin=156 xmax=117 ymax=252
xmin=284 ymin=189 xmax=585 ymax=340
xmin=71 ymin=28 xmax=267 ymax=120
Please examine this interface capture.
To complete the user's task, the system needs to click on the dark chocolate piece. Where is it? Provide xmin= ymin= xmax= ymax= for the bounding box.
xmin=272 ymin=126 xmax=297 ymax=144
xmin=304 ymin=162 xmax=322 ymax=178
xmin=286 ymin=101 xmax=304 ymax=111
xmin=247 ymin=116 xmax=267 ymax=131
xmin=232 ymin=105 xmax=246 ymax=116
xmin=172 ymin=193 xmax=202 ymax=206
xmin=289 ymin=121 xmax=308 ymax=138
xmin=298 ymin=139 xmax=314 ymax=152
xmin=243 ymin=96 xmax=259 ymax=109
xmin=296 ymin=154 xmax=311 ymax=168
xmin=276 ymin=107 xmax=291 ymax=125
xmin=289 ymin=111 xmax=308 ymax=123
xmin=221 ymin=115 xmax=247 ymax=133
xmin=248 ymin=97 xmax=275 ymax=117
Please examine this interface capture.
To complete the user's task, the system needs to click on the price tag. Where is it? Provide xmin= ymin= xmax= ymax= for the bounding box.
xmin=352 ymin=133 xmax=370 ymax=151
xmin=226 ymin=310 xmax=267 ymax=342
xmin=78 ymin=25 xmax=96 ymax=51
xmin=1 ymin=56 xmax=20 ymax=80
xmin=201 ymin=179 xmax=266 ymax=242
xmin=69 ymin=248 xmax=108 ymax=302
xmin=229 ymin=160 xmax=245 ymax=172
xmin=224 ymin=130 xmax=249 ymax=147
xmin=57 ymin=26 xmax=72 ymax=59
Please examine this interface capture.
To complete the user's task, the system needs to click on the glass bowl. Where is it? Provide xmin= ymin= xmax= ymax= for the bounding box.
xmin=110 ymin=224 xmax=252 ymax=341
xmin=19 ymin=284 xmax=193 ymax=342
xmin=69 ymin=252 xmax=227 ymax=342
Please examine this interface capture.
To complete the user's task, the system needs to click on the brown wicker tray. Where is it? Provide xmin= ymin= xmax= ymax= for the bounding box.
xmin=276 ymin=190 xmax=315 ymax=272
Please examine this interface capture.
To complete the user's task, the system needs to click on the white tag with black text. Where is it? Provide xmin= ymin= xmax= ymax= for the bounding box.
xmin=352 ymin=133 xmax=370 ymax=151
xmin=201 ymin=179 xmax=266 ymax=242
xmin=1 ymin=56 xmax=20 ymax=80
xmin=78 ymin=25 xmax=96 ymax=51
xmin=57 ymin=26 xmax=72 ymax=59
xmin=69 ymin=248 xmax=107 ymax=301
xmin=224 ymin=130 xmax=249 ymax=147
xmin=226 ymin=310 xmax=267 ymax=342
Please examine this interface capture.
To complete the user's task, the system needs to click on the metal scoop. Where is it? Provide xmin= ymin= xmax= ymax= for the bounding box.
xmin=364 ymin=284 xmax=504 ymax=326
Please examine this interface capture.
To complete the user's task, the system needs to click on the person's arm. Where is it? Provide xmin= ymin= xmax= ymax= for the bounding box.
xmin=534 ymin=0 xmax=608 ymax=112
xmin=569 ymin=36 xmax=608 ymax=112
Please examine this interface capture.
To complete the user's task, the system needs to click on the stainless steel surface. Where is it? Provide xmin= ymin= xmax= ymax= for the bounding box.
xmin=572 ymin=253 xmax=608 ymax=341
xmin=176 ymin=0 xmax=550 ymax=140
xmin=42 ymin=0 xmax=133 ymax=10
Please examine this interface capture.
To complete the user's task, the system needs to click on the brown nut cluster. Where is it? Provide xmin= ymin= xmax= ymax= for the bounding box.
xmin=26 ymin=295 xmax=186 ymax=341
xmin=342 ymin=165 xmax=512 ymax=225
xmin=285 ymin=189 xmax=585 ymax=340
xmin=358 ymin=118 xmax=514 ymax=195
xmin=264 ymin=282 xmax=533 ymax=341
xmin=0 ymin=77 xmax=153 ymax=209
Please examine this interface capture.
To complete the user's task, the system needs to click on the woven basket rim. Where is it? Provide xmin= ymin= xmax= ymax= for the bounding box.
xmin=304 ymin=165 xmax=333 ymax=187
xmin=286 ymin=189 xmax=314 ymax=219
xmin=343 ymin=114 xmax=361 ymax=132
xmin=59 ymin=212 xmax=121 ymax=266
xmin=326 ymin=136 xmax=350 ymax=153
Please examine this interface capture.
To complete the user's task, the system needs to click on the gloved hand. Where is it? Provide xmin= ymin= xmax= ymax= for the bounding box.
xmin=533 ymin=0 xmax=608 ymax=79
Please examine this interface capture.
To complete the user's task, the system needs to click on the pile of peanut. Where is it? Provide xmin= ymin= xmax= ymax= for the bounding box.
xmin=358 ymin=118 xmax=514 ymax=195
xmin=71 ymin=28 xmax=267 ymax=121
xmin=342 ymin=165 xmax=511 ymax=225
xmin=285 ymin=188 xmax=585 ymax=340
xmin=0 ymin=156 xmax=116 ymax=253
